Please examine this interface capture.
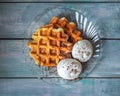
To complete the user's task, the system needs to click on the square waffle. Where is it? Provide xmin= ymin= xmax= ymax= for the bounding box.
xmin=28 ymin=24 xmax=72 ymax=66
xmin=49 ymin=16 xmax=82 ymax=44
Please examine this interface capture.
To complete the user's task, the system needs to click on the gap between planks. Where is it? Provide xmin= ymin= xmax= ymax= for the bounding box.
xmin=0 ymin=1 xmax=120 ymax=3
xmin=0 ymin=38 xmax=120 ymax=40
xmin=0 ymin=77 xmax=120 ymax=79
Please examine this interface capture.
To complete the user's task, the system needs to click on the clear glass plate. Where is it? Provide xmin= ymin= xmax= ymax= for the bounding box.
xmin=26 ymin=7 xmax=101 ymax=85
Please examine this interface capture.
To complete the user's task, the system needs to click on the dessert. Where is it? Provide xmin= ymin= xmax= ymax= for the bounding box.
xmin=28 ymin=16 xmax=94 ymax=80
xmin=65 ymin=22 xmax=82 ymax=44
xmin=72 ymin=40 xmax=93 ymax=62
xmin=28 ymin=24 xmax=72 ymax=66
xmin=28 ymin=16 xmax=83 ymax=66
xmin=57 ymin=58 xmax=82 ymax=80
xmin=49 ymin=16 xmax=82 ymax=44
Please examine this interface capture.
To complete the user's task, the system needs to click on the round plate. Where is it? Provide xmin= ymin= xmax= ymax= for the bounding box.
xmin=26 ymin=8 xmax=101 ymax=84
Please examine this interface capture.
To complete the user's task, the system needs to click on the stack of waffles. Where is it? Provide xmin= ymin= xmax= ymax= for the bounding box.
xmin=28 ymin=16 xmax=82 ymax=66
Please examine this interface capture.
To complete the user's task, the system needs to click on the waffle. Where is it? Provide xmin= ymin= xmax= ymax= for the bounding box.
xmin=28 ymin=24 xmax=73 ymax=66
xmin=65 ymin=22 xmax=82 ymax=44
xmin=49 ymin=16 xmax=82 ymax=44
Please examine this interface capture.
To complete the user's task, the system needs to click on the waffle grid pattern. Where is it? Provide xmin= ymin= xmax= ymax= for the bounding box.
xmin=28 ymin=25 xmax=72 ymax=66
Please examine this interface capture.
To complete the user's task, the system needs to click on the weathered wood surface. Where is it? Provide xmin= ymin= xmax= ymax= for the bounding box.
xmin=0 ymin=2 xmax=120 ymax=96
xmin=0 ymin=40 xmax=39 ymax=77
xmin=0 ymin=0 xmax=120 ymax=2
xmin=0 ymin=3 xmax=120 ymax=38
xmin=0 ymin=79 xmax=120 ymax=96
xmin=0 ymin=40 xmax=120 ymax=77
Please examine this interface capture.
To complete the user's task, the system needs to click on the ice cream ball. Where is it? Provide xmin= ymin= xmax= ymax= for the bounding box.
xmin=57 ymin=58 xmax=82 ymax=80
xmin=72 ymin=40 xmax=93 ymax=62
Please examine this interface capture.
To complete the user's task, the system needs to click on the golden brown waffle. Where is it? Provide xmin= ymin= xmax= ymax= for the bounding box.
xmin=65 ymin=22 xmax=82 ymax=44
xmin=49 ymin=16 xmax=82 ymax=44
xmin=28 ymin=24 xmax=72 ymax=66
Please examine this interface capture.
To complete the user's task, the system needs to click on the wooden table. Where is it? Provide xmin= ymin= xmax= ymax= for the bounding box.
xmin=0 ymin=1 xmax=120 ymax=96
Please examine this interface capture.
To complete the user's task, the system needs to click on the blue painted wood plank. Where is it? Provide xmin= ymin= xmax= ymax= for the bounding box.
xmin=89 ymin=40 xmax=120 ymax=77
xmin=0 ymin=79 xmax=120 ymax=96
xmin=0 ymin=40 xmax=120 ymax=77
xmin=0 ymin=3 xmax=120 ymax=38
xmin=0 ymin=40 xmax=40 ymax=77
xmin=0 ymin=0 xmax=119 ymax=2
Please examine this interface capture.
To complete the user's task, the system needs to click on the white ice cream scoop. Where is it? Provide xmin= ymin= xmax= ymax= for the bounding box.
xmin=72 ymin=40 xmax=93 ymax=62
xmin=57 ymin=58 xmax=82 ymax=80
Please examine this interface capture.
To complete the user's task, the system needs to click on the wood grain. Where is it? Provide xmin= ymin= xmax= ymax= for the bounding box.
xmin=0 ymin=3 xmax=120 ymax=38
xmin=0 ymin=0 xmax=119 ymax=2
xmin=0 ymin=40 xmax=38 ymax=77
xmin=0 ymin=40 xmax=120 ymax=77
xmin=0 ymin=2 xmax=120 ymax=96
xmin=0 ymin=79 xmax=120 ymax=96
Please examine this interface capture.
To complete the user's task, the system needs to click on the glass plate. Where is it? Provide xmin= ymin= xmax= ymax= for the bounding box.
xmin=26 ymin=8 xmax=101 ymax=85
